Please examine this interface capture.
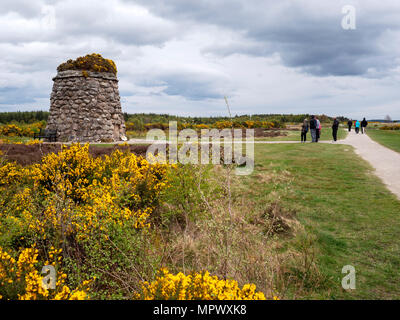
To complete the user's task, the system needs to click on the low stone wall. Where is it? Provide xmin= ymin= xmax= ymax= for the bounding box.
xmin=46 ymin=70 xmax=127 ymax=142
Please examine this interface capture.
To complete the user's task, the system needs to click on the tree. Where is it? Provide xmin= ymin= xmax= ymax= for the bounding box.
xmin=384 ymin=115 xmax=392 ymax=123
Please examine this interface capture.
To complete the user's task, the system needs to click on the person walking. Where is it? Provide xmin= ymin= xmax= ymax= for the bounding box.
xmin=355 ymin=120 xmax=360 ymax=134
xmin=347 ymin=119 xmax=353 ymax=132
xmin=332 ymin=117 xmax=340 ymax=142
xmin=301 ymin=118 xmax=309 ymax=143
xmin=309 ymin=115 xmax=317 ymax=142
xmin=361 ymin=118 xmax=368 ymax=134
xmin=316 ymin=117 xmax=321 ymax=142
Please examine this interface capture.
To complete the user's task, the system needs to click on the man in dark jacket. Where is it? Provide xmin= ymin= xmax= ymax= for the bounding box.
xmin=347 ymin=120 xmax=353 ymax=132
xmin=332 ymin=118 xmax=340 ymax=142
xmin=309 ymin=115 xmax=317 ymax=142
xmin=301 ymin=119 xmax=309 ymax=143
xmin=361 ymin=118 xmax=368 ymax=134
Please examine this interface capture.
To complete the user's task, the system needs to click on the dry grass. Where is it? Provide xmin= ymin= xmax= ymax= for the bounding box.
xmin=151 ymin=165 xmax=326 ymax=299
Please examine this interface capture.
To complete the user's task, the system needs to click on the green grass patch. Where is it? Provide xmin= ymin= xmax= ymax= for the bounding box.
xmin=367 ymin=129 xmax=400 ymax=153
xmin=238 ymin=143 xmax=400 ymax=299
xmin=0 ymin=135 xmax=32 ymax=143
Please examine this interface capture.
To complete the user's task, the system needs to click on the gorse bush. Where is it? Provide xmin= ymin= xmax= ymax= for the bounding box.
xmin=0 ymin=245 xmax=91 ymax=300
xmin=0 ymin=122 xmax=45 ymax=137
xmin=138 ymin=121 xmax=277 ymax=132
xmin=213 ymin=120 xmax=275 ymax=129
xmin=135 ymin=268 xmax=267 ymax=300
xmin=380 ymin=124 xmax=400 ymax=130
xmin=13 ymin=144 xmax=169 ymax=241
xmin=57 ymin=53 xmax=117 ymax=75
xmin=0 ymin=143 xmax=171 ymax=299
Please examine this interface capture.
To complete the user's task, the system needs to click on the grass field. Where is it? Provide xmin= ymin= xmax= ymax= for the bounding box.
xmin=367 ymin=129 xmax=400 ymax=153
xmin=254 ymin=127 xmax=348 ymax=141
xmin=237 ymin=143 xmax=400 ymax=299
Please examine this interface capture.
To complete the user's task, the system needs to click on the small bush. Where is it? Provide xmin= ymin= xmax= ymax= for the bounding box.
xmin=380 ymin=124 xmax=400 ymax=130
xmin=134 ymin=268 xmax=268 ymax=300
xmin=0 ymin=143 xmax=171 ymax=299
xmin=0 ymin=245 xmax=91 ymax=300
xmin=0 ymin=122 xmax=45 ymax=137
xmin=57 ymin=53 xmax=117 ymax=75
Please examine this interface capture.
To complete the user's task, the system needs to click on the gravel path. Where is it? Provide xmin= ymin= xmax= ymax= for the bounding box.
xmin=334 ymin=130 xmax=400 ymax=200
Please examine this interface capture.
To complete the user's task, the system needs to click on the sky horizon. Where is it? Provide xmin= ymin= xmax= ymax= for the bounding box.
xmin=1 ymin=1 xmax=400 ymax=119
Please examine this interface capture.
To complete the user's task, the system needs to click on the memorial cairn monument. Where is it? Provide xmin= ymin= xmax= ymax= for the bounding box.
xmin=46 ymin=53 xmax=127 ymax=142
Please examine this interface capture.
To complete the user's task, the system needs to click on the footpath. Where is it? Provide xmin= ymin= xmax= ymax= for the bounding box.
xmin=335 ymin=130 xmax=400 ymax=200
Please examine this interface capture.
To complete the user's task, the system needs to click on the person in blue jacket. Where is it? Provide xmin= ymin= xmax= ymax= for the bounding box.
xmin=355 ymin=120 xmax=360 ymax=134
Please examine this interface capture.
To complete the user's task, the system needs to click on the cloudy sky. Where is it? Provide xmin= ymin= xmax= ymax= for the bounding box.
xmin=1 ymin=0 xmax=400 ymax=119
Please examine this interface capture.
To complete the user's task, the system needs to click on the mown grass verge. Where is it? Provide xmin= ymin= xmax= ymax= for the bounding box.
xmin=237 ymin=143 xmax=400 ymax=299
xmin=367 ymin=129 xmax=400 ymax=153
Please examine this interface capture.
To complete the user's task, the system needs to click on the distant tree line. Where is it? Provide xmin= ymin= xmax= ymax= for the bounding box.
xmin=0 ymin=111 xmax=49 ymax=124
xmin=123 ymin=113 xmax=348 ymax=131
xmin=0 ymin=111 xmax=347 ymax=126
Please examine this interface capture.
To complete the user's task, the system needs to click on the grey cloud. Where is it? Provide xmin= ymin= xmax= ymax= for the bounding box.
xmin=55 ymin=1 xmax=177 ymax=46
xmin=132 ymin=71 xmax=227 ymax=101
xmin=0 ymin=86 xmax=44 ymax=105
xmin=160 ymin=76 xmax=223 ymax=100
xmin=0 ymin=0 xmax=177 ymax=46
xmin=126 ymin=0 xmax=247 ymax=29
xmin=134 ymin=0 xmax=400 ymax=77
xmin=0 ymin=0 xmax=45 ymax=18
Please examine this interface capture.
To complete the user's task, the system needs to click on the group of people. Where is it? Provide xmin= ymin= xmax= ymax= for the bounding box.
xmin=301 ymin=116 xmax=322 ymax=143
xmin=300 ymin=116 xmax=346 ymax=143
xmin=347 ymin=118 xmax=368 ymax=134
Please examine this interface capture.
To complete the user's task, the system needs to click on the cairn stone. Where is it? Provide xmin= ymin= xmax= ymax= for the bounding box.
xmin=46 ymin=70 xmax=127 ymax=143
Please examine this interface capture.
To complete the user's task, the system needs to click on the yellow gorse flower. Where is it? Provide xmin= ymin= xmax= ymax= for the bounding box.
xmin=0 ymin=246 xmax=91 ymax=300
xmin=135 ymin=268 xmax=267 ymax=300
xmin=0 ymin=143 xmax=171 ymax=299
xmin=57 ymin=53 xmax=118 ymax=75
xmin=0 ymin=122 xmax=45 ymax=138
xmin=20 ymin=143 xmax=170 ymax=240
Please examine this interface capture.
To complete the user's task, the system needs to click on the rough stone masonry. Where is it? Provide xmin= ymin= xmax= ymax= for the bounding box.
xmin=46 ymin=70 xmax=127 ymax=142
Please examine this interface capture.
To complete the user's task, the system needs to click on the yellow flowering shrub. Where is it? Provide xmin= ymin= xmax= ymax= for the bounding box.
xmin=25 ymin=139 xmax=43 ymax=145
xmin=1 ymin=144 xmax=168 ymax=242
xmin=57 ymin=53 xmax=117 ymax=75
xmin=31 ymin=143 xmax=168 ymax=204
xmin=194 ymin=124 xmax=210 ymax=130
xmin=0 ymin=139 xmax=43 ymax=145
xmin=0 ymin=124 xmax=24 ymax=137
xmin=0 ymin=143 xmax=173 ymax=299
xmin=0 ymin=245 xmax=91 ymax=300
xmin=0 ymin=161 xmax=25 ymax=186
xmin=0 ymin=122 xmax=44 ymax=137
xmin=135 ymin=268 xmax=267 ymax=300
xmin=31 ymin=143 xmax=101 ymax=202
xmin=380 ymin=124 xmax=400 ymax=130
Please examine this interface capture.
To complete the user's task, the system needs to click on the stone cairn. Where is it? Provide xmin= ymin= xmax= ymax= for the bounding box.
xmin=46 ymin=56 xmax=127 ymax=142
